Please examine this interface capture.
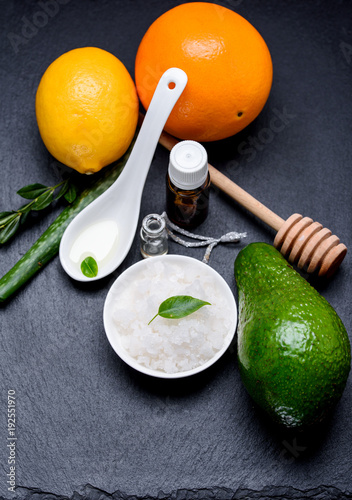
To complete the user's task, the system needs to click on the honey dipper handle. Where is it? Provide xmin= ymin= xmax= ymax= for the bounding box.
xmin=158 ymin=127 xmax=284 ymax=232
xmin=208 ymin=166 xmax=284 ymax=231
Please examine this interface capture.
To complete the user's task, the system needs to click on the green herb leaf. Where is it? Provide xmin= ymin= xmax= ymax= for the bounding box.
xmin=0 ymin=215 xmax=21 ymax=244
xmin=64 ymin=183 xmax=77 ymax=203
xmin=148 ymin=295 xmax=211 ymax=325
xmin=17 ymin=183 xmax=48 ymax=200
xmin=80 ymin=256 xmax=98 ymax=278
xmin=55 ymin=180 xmax=69 ymax=200
xmin=18 ymin=202 xmax=33 ymax=214
xmin=31 ymin=191 xmax=54 ymax=211
xmin=20 ymin=210 xmax=30 ymax=226
xmin=0 ymin=177 xmax=77 ymax=246
xmin=0 ymin=211 xmax=17 ymax=227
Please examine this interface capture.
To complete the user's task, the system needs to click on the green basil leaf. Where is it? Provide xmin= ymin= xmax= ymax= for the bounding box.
xmin=17 ymin=183 xmax=48 ymax=200
xmin=64 ymin=183 xmax=77 ymax=203
xmin=80 ymin=256 xmax=98 ymax=278
xmin=148 ymin=295 xmax=211 ymax=325
xmin=31 ymin=191 xmax=54 ymax=211
xmin=0 ymin=215 xmax=21 ymax=244
xmin=0 ymin=211 xmax=17 ymax=227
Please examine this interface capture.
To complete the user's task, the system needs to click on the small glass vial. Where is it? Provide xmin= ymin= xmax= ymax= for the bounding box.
xmin=140 ymin=213 xmax=168 ymax=258
xmin=166 ymin=140 xmax=210 ymax=229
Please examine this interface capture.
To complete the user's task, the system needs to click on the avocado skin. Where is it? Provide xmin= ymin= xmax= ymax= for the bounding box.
xmin=235 ymin=242 xmax=351 ymax=429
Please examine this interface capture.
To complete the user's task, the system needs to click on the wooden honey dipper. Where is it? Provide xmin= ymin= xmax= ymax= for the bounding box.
xmin=158 ymin=129 xmax=347 ymax=278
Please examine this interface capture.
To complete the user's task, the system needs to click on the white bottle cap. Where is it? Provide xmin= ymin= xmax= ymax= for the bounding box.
xmin=168 ymin=140 xmax=208 ymax=190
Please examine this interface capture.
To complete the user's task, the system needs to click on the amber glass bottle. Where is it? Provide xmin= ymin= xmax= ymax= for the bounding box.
xmin=166 ymin=141 xmax=210 ymax=229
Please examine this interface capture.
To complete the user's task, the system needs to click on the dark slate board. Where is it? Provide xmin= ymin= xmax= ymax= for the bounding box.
xmin=1 ymin=1 xmax=351 ymax=499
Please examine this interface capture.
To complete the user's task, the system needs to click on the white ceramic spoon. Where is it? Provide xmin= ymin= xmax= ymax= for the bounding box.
xmin=59 ymin=68 xmax=187 ymax=282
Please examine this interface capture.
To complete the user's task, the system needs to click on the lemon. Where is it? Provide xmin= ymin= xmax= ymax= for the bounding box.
xmin=36 ymin=47 xmax=139 ymax=174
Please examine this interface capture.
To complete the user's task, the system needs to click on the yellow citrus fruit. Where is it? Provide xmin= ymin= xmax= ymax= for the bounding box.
xmin=135 ymin=2 xmax=273 ymax=142
xmin=36 ymin=47 xmax=139 ymax=174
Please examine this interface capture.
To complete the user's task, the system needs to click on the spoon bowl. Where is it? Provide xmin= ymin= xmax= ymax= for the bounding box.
xmin=59 ymin=68 xmax=187 ymax=282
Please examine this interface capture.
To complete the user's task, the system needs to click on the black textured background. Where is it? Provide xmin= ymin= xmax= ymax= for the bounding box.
xmin=1 ymin=1 xmax=352 ymax=499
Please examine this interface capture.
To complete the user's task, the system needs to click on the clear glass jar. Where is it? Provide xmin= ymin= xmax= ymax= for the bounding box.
xmin=140 ymin=214 xmax=168 ymax=258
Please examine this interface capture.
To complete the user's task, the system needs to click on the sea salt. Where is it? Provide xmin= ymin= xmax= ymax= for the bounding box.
xmin=111 ymin=259 xmax=234 ymax=374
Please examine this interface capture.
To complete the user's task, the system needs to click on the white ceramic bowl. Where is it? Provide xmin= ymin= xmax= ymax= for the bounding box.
xmin=103 ymin=255 xmax=237 ymax=379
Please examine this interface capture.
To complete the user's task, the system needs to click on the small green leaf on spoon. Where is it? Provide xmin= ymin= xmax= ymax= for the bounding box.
xmin=81 ymin=256 xmax=98 ymax=278
xmin=148 ymin=295 xmax=211 ymax=325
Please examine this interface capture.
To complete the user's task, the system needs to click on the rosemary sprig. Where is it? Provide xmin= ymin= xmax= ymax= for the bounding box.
xmin=0 ymin=179 xmax=77 ymax=244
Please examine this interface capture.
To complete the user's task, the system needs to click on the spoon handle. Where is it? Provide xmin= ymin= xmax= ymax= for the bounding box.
xmin=116 ymin=68 xmax=188 ymax=194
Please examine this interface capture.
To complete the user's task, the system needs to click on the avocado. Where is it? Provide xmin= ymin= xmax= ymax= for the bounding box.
xmin=234 ymin=242 xmax=351 ymax=428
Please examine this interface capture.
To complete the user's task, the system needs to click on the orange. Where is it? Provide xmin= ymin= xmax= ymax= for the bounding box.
xmin=135 ymin=2 xmax=273 ymax=142
xmin=36 ymin=47 xmax=139 ymax=174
